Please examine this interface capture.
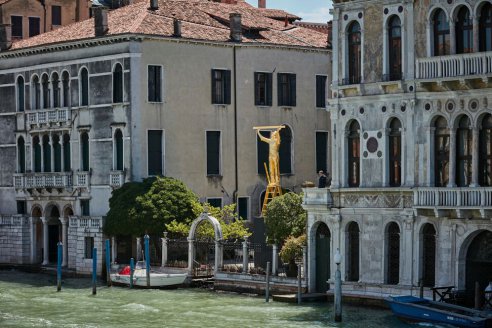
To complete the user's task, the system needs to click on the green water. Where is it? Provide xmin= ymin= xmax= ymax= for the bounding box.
xmin=0 ymin=271 xmax=443 ymax=328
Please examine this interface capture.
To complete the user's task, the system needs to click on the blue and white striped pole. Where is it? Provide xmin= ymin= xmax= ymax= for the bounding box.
xmin=92 ymin=247 xmax=97 ymax=295
xmin=57 ymin=242 xmax=62 ymax=292
xmin=130 ymin=257 xmax=135 ymax=289
xmin=105 ymin=239 xmax=111 ymax=287
xmin=144 ymin=235 xmax=150 ymax=287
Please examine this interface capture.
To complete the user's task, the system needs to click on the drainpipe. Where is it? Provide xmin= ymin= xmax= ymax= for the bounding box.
xmin=37 ymin=0 xmax=47 ymax=33
xmin=233 ymin=44 xmax=238 ymax=204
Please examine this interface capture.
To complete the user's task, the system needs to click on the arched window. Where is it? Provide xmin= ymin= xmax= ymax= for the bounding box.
xmin=479 ymin=114 xmax=492 ymax=186
xmin=62 ymin=71 xmax=70 ymax=107
xmin=42 ymin=135 xmax=51 ymax=172
xmin=480 ymin=3 xmax=492 ymax=52
xmin=279 ymin=126 xmax=292 ymax=174
xmin=348 ymin=21 xmax=361 ymax=85
xmin=347 ymin=120 xmax=360 ymax=187
xmin=389 ymin=118 xmax=402 ymax=187
xmin=456 ymin=116 xmax=472 ymax=187
xmin=63 ymin=134 xmax=71 ymax=172
xmin=17 ymin=137 xmax=25 ymax=173
xmin=79 ymin=67 xmax=89 ymax=106
xmin=113 ymin=63 xmax=123 ymax=103
xmin=32 ymin=75 xmax=40 ymax=110
xmin=53 ymin=134 xmax=61 ymax=172
xmin=33 ymin=136 xmax=41 ymax=172
xmin=114 ymin=129 xmax=123 ymax=170
xmin=16 ymin=76 xmax=25 ymax=112
xmin=388 ymin=16 xmax=402 ymax=81
xmin=434 ymin=116 xmax=449 ymax=187
xmin=52 ymin=72 xmax=60 ymax=108
xmin=386 ymin=222 xmax=400 ymax=285
xmin=456 ymin=7 xmax=473 ymax=54
xmin=433 ymin=9 xmax=450 ymax=56
xmin=346 ymin=222 xmax=360 ymax=282
xmin=81 ymin=132 xmax=89 ymax=171
xmin=41 ymin=74 xmax=50 ymax=109
xmin=421 ymin=224 xmax=436 ymax=287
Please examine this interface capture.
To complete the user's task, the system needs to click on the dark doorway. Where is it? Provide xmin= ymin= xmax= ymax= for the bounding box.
xmin=346 ymin=222 xmax=360 ymax=282
xmin=315 ymin=223 xmax=331 ymax=293
xmin=386 ymin=222 xmax=400 ymax=285
xmin=48 ymin=224 xmax=60 ymax=263
xmin=465 ymin=231 xmax=492 ymax=306
xmin=422 ymin=224 xmax=436 ymax=287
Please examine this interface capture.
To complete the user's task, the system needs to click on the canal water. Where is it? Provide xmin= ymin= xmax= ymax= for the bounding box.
xmin=0 ymin=271 xmax=446 ymax=328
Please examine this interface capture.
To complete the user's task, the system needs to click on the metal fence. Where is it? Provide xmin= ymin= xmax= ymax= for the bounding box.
xmin=221 ymin=240 xmax=244 ymax=273
xmin=166 ymin=238 xmax=188 ymax=269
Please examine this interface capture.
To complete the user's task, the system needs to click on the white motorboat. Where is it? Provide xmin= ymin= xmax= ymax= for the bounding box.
xmin=110 ymin=261 xmax=188 ymax=288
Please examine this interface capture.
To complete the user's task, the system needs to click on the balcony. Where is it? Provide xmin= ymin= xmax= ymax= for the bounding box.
xmin=13 ymin=171 xmax=90 ymax=190
xmin=416 ymin=51 xmax=492 ymax=87
xmin=413 ymin=187 xmax=492 ymax=218
xmin=26 ymin=108 xmax=71 ymax=130
xmin=109 ymin=170 xmax=125 ymax=188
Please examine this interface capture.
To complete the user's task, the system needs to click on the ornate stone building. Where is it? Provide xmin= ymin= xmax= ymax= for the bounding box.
xmin=303 ymin=0 xmax=492 ymax=304
xmin=0 ymin=0 xmax=330 ymax=273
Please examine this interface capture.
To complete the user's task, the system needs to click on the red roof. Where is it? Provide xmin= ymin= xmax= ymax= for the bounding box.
xmin=10 ymin=0 xmax=328 ymax=50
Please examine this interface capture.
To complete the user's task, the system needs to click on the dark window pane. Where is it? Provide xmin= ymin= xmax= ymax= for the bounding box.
xmin=11 ymin=16 xmax=22 ymax=39
xmin=278 ymin=73 xmax=296 ymax=106
xmin=81 ymin=132 xmax=89 ymax=171
xmin=33 ymin=137 xmax=41 ymax=172
xmin=81 ymin=200 xmax=90 ymax=216
xmin=17 ymin=201 xmax=26 ymax=215
xmin=80 ymin=68 xmax=89 ymax=106
xmin=255 ymin=72 xmax=272 ymax=106
xmin=348 ymin=121 xmax=360 ymax=187
xmin=18 ymin=137 xmax=25 ymax=173
xmin=53 ymin=135 xmax=61 ymax=172
xmin=84 ymin=237 xmax=94 ymax=258
xmin=43 ymin=135 xmax=51 ymax=172
xmin=115 ymin=130 xmax=123 ymax=170
xmin=480 ymin=3 xmax=492 ymax=52
xmin=237 ymin=197 xmax=248 ymax=220
xmin=434 ymin=116 xmax=449 ymax=187
xmin=28 ymin=17 xmax=40 ymax=37
xmin=113 ymin=64 xmax=123 ymax=103
xmin=316 ymin=132 xmax=328 ymax=173
xmin=348 ymin=22 xmax=361 ymax=84
xmin=207 ymin=198 xmax=222 ymax=209
xmin=52 ymin=6 xmax=62 ymax=26
xmin=316 ymin=75 xmax=327 ymax=108
xmin=63 ymin=134 xmax=71 ymax=172
xmin=279 ymin=126 xmax=292 ymax=174
xmin=212 ymin=69 xmax=231 ymax=104
xmin=148 ymin=65 xmax=162 ymax=102
xmin=347 ymin=222 xmax=360 ymax=281
xmin=206 ymin=131 xmax=220 ymax=175
xmin=388 ymin=16 xmax=402 ymax=81
xmin=148 ymin=130 xmax=162 ymax=175
xmin=17 ymin=76 xmax=25 ymax=111
xmin=389 ymin=119 xmax=402 ymax=187
xmin=433 ymin=10 xmax=450 ymax=56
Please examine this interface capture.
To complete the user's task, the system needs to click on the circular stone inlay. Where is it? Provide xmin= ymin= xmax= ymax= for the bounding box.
xmin=367 ymin=137 xmax=378 ymax=153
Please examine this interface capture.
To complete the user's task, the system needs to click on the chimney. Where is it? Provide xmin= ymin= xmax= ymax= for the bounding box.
xmin=229 ymin=13 xmax=242 ymax=42
xmin=173 ymin=18 xmax=181 ymax=37
xmin=258 ymin=0 xmax=265 ymax=8
xmin=94 ymin=7 xmax=109 ymax=37
xmin=0 ymin=24 xmax=12 ymax=51
xmin=149 ymin=0 xmax=158 ymax=11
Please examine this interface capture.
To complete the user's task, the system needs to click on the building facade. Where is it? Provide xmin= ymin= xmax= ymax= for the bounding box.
xmin=303 ymin=0 xmax=492 ymax=304
xmin=0 ymin=0 xmax=330 ymax=273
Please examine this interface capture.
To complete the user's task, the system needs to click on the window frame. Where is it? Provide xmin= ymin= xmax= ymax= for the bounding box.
xmin=80 ymin=131 xmax=90 ymax=172
xmin=434 ymin=116 xmax=450 ymax=187
xmin=11 ymin=15 xmax=23 ymax=39
xmin=147 ymin=129 xmax=164 ymax=176
xmin=347 ymin=21 xmax=362 ymax=85
xmin=347 ymin=121 xmax=361 ymax=187
xmin=277 ymin=72 xmax=296 ymax=107
xmin=147 ymin=64 xmax=163 ymax=103
xmin=84 ymin=236 xmax=94 ymax=259
xmin=28 ymin=16 xmax=41 ymax=37
xmin=206 ymin=197 xmax=223 ymax=209
xmin=433 ymin=9 xmax=450 ymax=56
xmin=237 ymin=196 xmax=250 ymax=220
xmin=387 ymin=16 xmax=402 ymax=81
xmin=315 ymin=75 xmax=327 ymax=108
xmin=17 ymin=136 xmax=26 ymax=173
xmin=114 ymin=129 xmax=124 ymax=171
xmin=51 ymin=5 xmax=62 ymax=26
xmin=211 ymin=68 xmax=231 ymax=105
xmin=479 ymin=3 xmax=492 ymax=52
xmin=254 ymin=71 xmax=272 ymax=107
xmin=388 ymin=118 xmax=402 ymax=187
xmin=16 ymin=75 xmax=25 ymax=112
xmin=31 ymin=74 xmax=41 ymax=110
xmin=455 ymin=6 xmax=473 ymax=54
xmin=79 ymin=67 xmax=89 ymax=107
xmin=315 ymin=131 xmax=329 ymax=174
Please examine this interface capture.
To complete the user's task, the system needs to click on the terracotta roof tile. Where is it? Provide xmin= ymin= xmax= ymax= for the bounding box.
xmin=11 ymin=0 xmax=328 ymax=50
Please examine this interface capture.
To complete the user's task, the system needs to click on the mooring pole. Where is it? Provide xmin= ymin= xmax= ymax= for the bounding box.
xmin=57 ymin=242 xmax=62 ymax=292
xmin=297 ymin=264 xmax=302 ymax=305
xmin=419 ymin=280 xmax=424 ymax=298
xmin=266 ymin=261 xmax=271 ymax=302
xmin=92 ymin=247 xmax=97 ymax=295
xmin=144 ymin=235 xmax=150 ymax=288
xmin=130 ymin=258 xmax=135 ymax=289
xmin=242 ymin=236 xmax=248 ymax=273
xmin=105 ymin=239 xmax=111 ymax=287
xmin=475 ymin=281 xmax=482 ymax=309
xmin=334 ymin=249 xmax=342 ymax=322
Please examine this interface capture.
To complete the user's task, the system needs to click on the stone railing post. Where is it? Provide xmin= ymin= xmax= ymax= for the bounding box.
xmin=60 ymin=217 xmax=68 ymax=267
xmin=214 ymin=239 xmax=223 ymax=275
xmin=161 ymin=232 xmax=168 ymax=268
xmin=187 ymin=237 xmax=195 ymax=275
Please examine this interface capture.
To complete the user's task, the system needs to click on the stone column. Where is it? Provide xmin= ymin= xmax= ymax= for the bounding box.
xmin=471 ymin=128 xmax=479 ymax=187
xmin=61 ymin=136 xmax=65 ymax=172
xmin=272 ymin=244 xmax=278 ymax=276
xmin=401 ymin=216 xmax=414 ymax=286
xmin=242 ymin=237 xmax=248 ymax=273
xmin=473 ymin=16 xmax=479 ymax=53
xmin=382 ymin=25 xmax=388 ymax=77
xmin=60 ymin=217 xmax=68 ymax=267
xmin=111 ymin=236 xmax=117 ymax=264
xmin=40 ymin=134 xmax=44 ymax=173
xmin=29 ymin=217 xmax=37 ymax=263
xmin=161 ymin=234 xmax=168 ymax=267
xmin=41 ymin=217 xmax=49 ymax=265
xmin=427 ymin=127 xmax=435 ymax=186
xmin=214 ymin=239 xmax=223 ymax=275
xmin=383 ymin=128 xmax=390 ymax=187
xmin=136 ymin=237 xmax=141 ymax=261
xmin=302 ymin=246 xmax=307 ymax=280
xmin=449 ymin=19 xmax=456 ymax=55
xmin=50 ymin=133 xmax=54 ymax=172
xmin=426 ymin=22 xmax=432 ymax=57
xmin=448 ymin=129 xmax=457 ymax=187
xmin=187 ymin=237 xmax=195 ymax=275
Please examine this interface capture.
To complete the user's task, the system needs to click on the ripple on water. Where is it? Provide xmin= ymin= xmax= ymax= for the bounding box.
xmin=120 ymin=303 xmax=160 ymax=313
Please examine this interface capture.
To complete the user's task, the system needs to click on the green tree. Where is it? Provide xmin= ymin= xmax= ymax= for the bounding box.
xmin=104 ymin=177 xmax=200 ymax=236
xmin=263 ymin=192 xmax=306 ymax=245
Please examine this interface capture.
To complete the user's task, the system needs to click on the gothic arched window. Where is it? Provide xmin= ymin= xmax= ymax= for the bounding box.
xmin=32 ymin=75 xmax=40 ymax=110
xmin=456 ymin=116 xmax=472 ymax=187
xmin=433 ymin=9 xmax=450 ymax=56
xmin=53 ymin=134 xmax=61 ymax=172
xmin=42 ymin=134 xmax=51 ymax=172
xmin=480 ymin=3 xmax=492 ymax=52
xmin=456 ymin=7 xmax=473 ymax=54
xmin=388 ymin=16 xmax=402 ymax=81
xmin=63 ymin=134 xmax=71 ymax=172
xmin=348 ymin=21 xmax=361 ymax=84
xmin=79 ymin=67 xmax=89 ymax=106
xmin=52 ymin=72 xmax=60 ymax=108
xmin=17 ymin=137 xmax=25 ymax=173
xmin=81 ymin=132 xmax=89 ymax=171
xmin=434 ymin=116 xmax=449 ymax=187
xmin=113 ymin=63 xmax=123 ymax=103
xmin=33 ymin=136 xmax=41 ymax=172
xmin=479 ymin=114 xmax=492 ymax=186
xmin=279 ymin=126 xmax=292 ymax=174
xmin=41 ymin=74 xmax=50 ymax=109
xmin=348 ymin=120 xmax=360 ymax=187
xmin=389 ymin=118 xmax=402 ymax=187
xmin=62 ymin=71 xmax=70 ymax=107
xmin=114 ymin=129 xmax=123 ymax=171
xmin=16 ymin=76 xmax=25 ymax=112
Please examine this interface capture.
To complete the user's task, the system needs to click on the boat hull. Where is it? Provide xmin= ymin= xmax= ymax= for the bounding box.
xmin=110 ymin=272 xmax=188 ymax=288
xmin=386 ymin=296 xmax=492 ymax=328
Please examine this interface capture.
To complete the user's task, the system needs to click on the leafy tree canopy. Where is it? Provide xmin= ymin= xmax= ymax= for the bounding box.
xmin=263 ymin=192 xmax=307 ymax=245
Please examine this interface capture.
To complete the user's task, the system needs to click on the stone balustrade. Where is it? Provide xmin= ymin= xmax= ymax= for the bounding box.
xmin=413 ymin=187 xmax=492 ymax=208
xmin=109 ymin=170 xmax=125 ymax=187
xmin=416 ymin=51 xmax=492 ymax=79
xmin=13 ymin=172 xmax=73 ymax=189
xmin=26 ymin=108 xmax=71 ymax=128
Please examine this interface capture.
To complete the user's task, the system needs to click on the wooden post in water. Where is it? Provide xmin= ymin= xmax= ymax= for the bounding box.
xmin=105 ymin=239 xmax=111 ymax=287
xmin=130 ymin=258 xmax=135 ymax=289
xmin=144 ymin=235 xmax=150 ymax=288
xmin=57 ymin=242 xmax=62 ymax=292
xmin=419 ymin=280 xmax=424 ymax=298
xmin=297 ymin=264 xmax=302 ymax=305
xmin=92 ymin=248 xmax=97 ymax=295
xmin=265 ymin=261 xmax=271 ymax=302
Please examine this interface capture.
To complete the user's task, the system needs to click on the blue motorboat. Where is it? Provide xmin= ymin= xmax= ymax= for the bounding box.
xmin=386 ymin=295 xmax=492 ymax=328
